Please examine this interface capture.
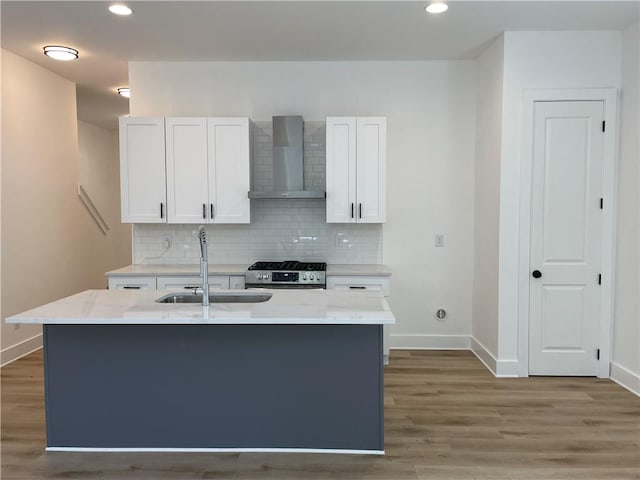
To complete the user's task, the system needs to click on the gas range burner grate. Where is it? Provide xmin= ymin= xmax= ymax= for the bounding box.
xmin=248 ymin=261 xmax=327 ymax=271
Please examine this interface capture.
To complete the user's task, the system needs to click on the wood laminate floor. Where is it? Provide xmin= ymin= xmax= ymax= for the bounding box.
xmin=1 ymin=350 xmax=639 ymax=479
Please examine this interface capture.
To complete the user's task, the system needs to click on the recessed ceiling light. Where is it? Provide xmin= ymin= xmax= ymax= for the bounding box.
xmin=425 ymin=2 xmax=448 ymax=14
xmin=109 ymin=4 xmax=133 ymax=16
xmin=117 ymin=87 xmax=131 ymax=98
xmin=43 ymin=45 xmax=79 ymax=61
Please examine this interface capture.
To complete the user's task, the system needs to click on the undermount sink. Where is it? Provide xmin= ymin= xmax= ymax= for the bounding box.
xmin=156 ymin=292 xmax=273 ymax=304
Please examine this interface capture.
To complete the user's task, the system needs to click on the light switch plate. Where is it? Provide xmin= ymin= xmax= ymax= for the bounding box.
xmin=435 ymin=234 xmax=445 ymax=247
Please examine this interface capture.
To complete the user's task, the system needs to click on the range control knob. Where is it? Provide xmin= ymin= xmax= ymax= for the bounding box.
xmin=309 ymin=274 xmax=315 ymax=281
xmin=302 ymin=274 xmax=307 ymax=280
xmin=264 ymin=273 xmax=270 ymax=280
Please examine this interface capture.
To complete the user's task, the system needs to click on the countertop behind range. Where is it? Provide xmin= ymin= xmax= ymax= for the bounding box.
xmin=106 ymin=264 xmax=392 ymax=277
xmin=106 ymin=264 xmax=249 ymax=277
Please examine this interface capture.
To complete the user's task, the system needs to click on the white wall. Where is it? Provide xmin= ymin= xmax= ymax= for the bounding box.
xmin=129 ymin=60 xmax=477 ymax=347
xmin=612 ymin=22 xmax=639 ymax=394
xmin=498 ymin=31 xmax=622 ymax=374
xmin=471 ymin=35 xmax=504 ymax=369
xmin=77 ymin=121 xmax=132 ymax=272
xmin=0 ymin=50 xmax=131 ymax=364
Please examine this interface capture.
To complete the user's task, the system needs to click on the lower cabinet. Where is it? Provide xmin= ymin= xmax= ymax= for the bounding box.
xmin=108 ymin=276 xmax=157 ymax=291
xmin=157 ymin=275 xmax=229 ymax=290
xmin=229 ymin=276 xmax=246 ymax=290
xmin=326 ymin=275 xmax=391 ymax=365
xmin=108 ymin=274 xmax=245 ymax=291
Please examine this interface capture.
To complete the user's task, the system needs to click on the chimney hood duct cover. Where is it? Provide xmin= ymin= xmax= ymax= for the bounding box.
xmin=248 ymin=116 xmax=325 ymax=199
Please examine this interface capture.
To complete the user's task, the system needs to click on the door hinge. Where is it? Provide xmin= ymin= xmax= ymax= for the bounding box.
xmin=597 ymin=348 xmax=600 ymax=360
xmin=598 ymin=274 xmax=602 ymax=285
xmin=600 ymin=198 xmax=603 ymax=209
xmin=602 ymin=121 xmax=606 ymax=132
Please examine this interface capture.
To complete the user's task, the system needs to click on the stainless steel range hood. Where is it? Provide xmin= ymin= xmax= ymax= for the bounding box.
xmin=248 ymin=116 xmax=325 ymax=199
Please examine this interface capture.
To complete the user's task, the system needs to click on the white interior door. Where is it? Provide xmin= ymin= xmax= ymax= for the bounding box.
xmin=529 ymin=101 xmax=604 ymax=376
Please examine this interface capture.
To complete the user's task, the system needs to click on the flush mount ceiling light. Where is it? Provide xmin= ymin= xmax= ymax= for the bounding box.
xmin=43 ymin=45 xmax=79 ymax=61
xmin=117 ymin=87 xmax=131 ymax=98
xmin=108 ymin=4 xmax=133 ymax=15
xmin=425 ymin=2 xmax=448 ymax=14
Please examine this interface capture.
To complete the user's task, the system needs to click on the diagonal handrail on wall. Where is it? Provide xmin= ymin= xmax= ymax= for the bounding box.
xmin=78 ymin=184 xmax=109 ymax=235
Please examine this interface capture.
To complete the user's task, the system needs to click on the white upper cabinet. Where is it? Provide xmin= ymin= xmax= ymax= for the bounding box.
xmin=119 ymin=117 xmax=167 ymax=223
xmin=120 ymin=116 xmax=250 ymax=224
xmin=326 ymin=117 xmax=357 ymax=223
xmin=165 ymin=118 xmax=209 ymax=223
xmin=207 ymin=118 xmax=251 ymax=224
xmin=356 ymin=117 xmax=387 ymax=223
xmin=326 ymin=117 xmax=386 ymax=223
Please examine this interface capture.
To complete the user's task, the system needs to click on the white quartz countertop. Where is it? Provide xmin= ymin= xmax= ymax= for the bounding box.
xmin=6 ymin=289 xmax=395 ymax=325
xmin=106 ymin=264 xmax=249 ymax=276
xmin=326 ymin=264 xmax=392 ymax=276
xmin=106 ymin=264 xmax=392 ymax=277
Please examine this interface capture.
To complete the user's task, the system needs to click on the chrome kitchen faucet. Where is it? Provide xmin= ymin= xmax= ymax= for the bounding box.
xmin=198 ymin=226 xmax=209 ymax=307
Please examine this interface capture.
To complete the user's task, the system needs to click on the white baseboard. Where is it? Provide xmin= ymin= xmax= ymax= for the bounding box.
xmin=470 ymin=337 xmax=520 ymax=377
xmin=610 ymin=361 xmax=640 ymax=397
xmin=391 ymin=335 xmax=520 ymax=377
xmin=470 ymin=337 xmax=497 ymax=375
xmin=495 ymin=359 xmax=520 ymax=378
xmin=390 ymin=334 xmax=470 ymax=350
xmin=1 ymin=333 xmax=43 ymax=367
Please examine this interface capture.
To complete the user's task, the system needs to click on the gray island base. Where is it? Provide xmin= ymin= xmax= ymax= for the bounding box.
xmin=44 ymin=323 xmax=384 ymax=453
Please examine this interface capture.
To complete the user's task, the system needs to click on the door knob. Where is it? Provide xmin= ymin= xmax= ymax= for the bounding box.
xmin=532 ymin=270 xmax=542 ymax=279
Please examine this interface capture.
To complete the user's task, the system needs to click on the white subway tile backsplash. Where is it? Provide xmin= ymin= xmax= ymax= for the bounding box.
xmin=134 ymin=207 xmax=382 ymax=265
xmin=133 ymin=120 xmax=382 ymax=265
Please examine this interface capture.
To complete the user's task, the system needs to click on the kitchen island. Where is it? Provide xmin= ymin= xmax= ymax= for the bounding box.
xmin=7 ymin=289 xmax=394 ymax=454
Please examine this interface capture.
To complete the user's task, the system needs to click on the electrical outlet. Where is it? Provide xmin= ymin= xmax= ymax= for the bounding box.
xmin=435 ymin=308 xmax=447 ymax=320
xmin=435 ymin=234 xmax=445 ymax=247
xmin=335 ymin=233 xmax=349 ymax=247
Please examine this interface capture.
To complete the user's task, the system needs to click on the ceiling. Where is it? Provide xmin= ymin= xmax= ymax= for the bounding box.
xmin=2 ymin=1 xmax=638 ymax=129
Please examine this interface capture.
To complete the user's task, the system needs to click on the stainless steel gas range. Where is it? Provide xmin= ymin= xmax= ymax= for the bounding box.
xmin=245 ymin=261 xmax=326 ymax=289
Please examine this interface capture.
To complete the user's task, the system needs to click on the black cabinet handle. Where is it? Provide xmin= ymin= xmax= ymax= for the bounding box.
xmin=160 ymin=203 xmax=164 ymax=219
xmin=532 ymin=270 xmax=542 ymax=279
xmin=123 ymin=286 xmax=141 ymax=290
xmin=351 ymin=203 xmax=354 ymax=218
xmin=210 ymin=203 xmax=214 ymax=219
xmin=349 ymin=286 xmax=366 ymax=290
xmin=202 ymin=203 xmax=206 ymax=219
xmin=359 ymin=203 xmax=362 ymax=219
xmin=183 ymin=286 xmax=200 ymax=290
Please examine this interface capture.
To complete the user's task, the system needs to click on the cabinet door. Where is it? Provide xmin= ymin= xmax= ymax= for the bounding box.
xmin=356 ymin=117 xmax=386 ymax=223
xmin=207 ymin=118 xmax=251 ymax=224
xmin=326 ymin=276 xmax=390 ymax=297
xmin=326 ymin=117 xmax=357 ymax=223
xmin=119 ymin=117 xmax=167 ymax=223
xmin=157 ymin=275 xmax=230 ymax=290
xmin=108 ymin=276 xmax=157 ymax=290
xmin=229 ymin=276 xmax=246 ymax=290
xmin=165 ymin=118 xmax=209 ymax=224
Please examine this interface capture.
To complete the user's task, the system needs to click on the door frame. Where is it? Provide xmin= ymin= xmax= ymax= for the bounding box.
xmin=518 ymin=88 xmax=618 ymax=378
